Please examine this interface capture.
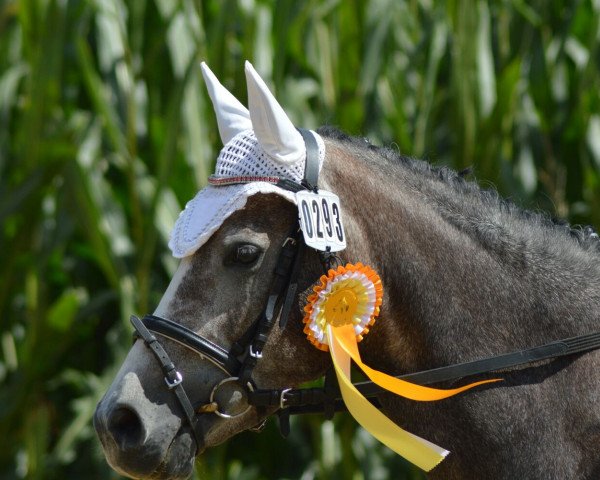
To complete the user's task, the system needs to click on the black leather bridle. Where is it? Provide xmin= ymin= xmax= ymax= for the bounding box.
xmin=131 ymin=129 xmax=600 ymax=450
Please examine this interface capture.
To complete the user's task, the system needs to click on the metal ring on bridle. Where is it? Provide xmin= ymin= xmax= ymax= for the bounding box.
xmin=209 ymin=377 xmax=254 ymax=419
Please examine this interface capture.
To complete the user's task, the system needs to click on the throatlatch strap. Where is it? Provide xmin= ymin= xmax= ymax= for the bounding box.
xmin=130 ymin=315 xmax=203 ymax=450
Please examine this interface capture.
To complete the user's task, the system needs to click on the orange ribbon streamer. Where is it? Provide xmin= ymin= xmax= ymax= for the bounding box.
xmin=333 ymin=324 xmax=502 ymax=401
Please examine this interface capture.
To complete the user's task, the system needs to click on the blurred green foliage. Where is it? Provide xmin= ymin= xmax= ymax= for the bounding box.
xmin=0 ymin=0 xmax=598 ymax=479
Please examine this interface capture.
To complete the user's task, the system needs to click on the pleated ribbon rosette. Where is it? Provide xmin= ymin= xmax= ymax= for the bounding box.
xmin=302 ymin=263 xmax=500 ymax=471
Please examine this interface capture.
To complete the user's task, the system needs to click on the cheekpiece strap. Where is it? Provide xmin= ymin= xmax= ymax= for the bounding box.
xmin=238 ymin=229 xmax=301 ymax=384
xmin=238 ymin=129 xmax=320 ymax=384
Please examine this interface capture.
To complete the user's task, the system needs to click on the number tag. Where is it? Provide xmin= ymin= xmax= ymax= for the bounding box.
xmin=296 ymin=190 xmax=346 ymax=252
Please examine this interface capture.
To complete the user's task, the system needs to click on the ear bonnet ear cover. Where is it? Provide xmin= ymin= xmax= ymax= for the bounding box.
xmin=168 ymin=62 xmax=325 ymax=258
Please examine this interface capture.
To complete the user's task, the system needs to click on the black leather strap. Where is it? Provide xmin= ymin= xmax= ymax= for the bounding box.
xmin=384 ymin=330 xmax=600 ymax=388
xmin=297 ymin=128 xmax=320 ymax=190
xmin=138 ymin=315 xmax=241 ymax=376
xmin=274 ymin=130 xmax=320 ymax=193
xmin=274 ymin=128 xmax=321 ymax=329
xmin=130 ymin=315 xmax=203 ymax=451
xmin=230 ymin=317 xmax=260 ymax=358
xmin=276 ymin=178 xmax=304 ymax=192
xmin=238 ymin=231 xmax=301 ymax=383
xmin=279 ymin=236 xmax=306 ymax=329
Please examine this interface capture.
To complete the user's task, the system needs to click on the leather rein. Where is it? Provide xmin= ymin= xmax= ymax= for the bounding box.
xmin=131 ymin=129 xmax=600 ymax=448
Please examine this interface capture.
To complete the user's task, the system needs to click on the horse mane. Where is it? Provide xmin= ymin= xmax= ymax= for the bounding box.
xmin=317 ymin=125 xmax=600 ymax=255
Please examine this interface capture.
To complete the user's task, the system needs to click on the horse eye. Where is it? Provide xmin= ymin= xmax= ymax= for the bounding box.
xmin=229 ymin=244 xmax=262 ymax=266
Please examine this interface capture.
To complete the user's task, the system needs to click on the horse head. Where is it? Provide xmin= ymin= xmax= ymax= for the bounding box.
xmin=94 ymin=63 xmax=332 ymax=479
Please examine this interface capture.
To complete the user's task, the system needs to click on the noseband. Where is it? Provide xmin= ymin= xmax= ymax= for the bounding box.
xmin=131 ymin=129 xmax=600 ymax=450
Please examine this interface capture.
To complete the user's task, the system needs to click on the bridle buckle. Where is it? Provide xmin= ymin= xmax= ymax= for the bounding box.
xmin=165 ymin=371 xmax=183 ymax=389
xmin=281 ymin=236 xmax=297 ymax=248
xmin=249 ymin=345 xmax=263 ymax=359
xmin=279 ymin=388 xmax=292 ymax=409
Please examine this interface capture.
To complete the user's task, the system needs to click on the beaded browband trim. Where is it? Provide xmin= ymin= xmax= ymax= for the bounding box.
xmin=208 ymin=175 xmax=280 ymax=186
xmin=208 ymin=175 xmax=305 ymax=193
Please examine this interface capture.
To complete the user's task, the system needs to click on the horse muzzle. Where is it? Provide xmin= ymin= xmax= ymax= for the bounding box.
xmin=92 ymin=324 xmax=263 ymax=480
xmin=94 ymin=369 xmax=198 ymax=480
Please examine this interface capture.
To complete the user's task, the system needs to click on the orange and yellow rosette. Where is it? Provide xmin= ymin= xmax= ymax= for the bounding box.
xmin=303 ymin=263 xmax=500 ymax=472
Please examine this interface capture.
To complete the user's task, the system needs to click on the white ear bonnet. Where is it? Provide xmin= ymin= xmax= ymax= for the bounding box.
xmin=168 ymin=62 xmax=325 ymax=258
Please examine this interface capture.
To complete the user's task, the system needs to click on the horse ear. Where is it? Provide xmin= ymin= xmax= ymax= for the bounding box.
xmin=244 ymin=61 xmax=305 ymax=164
xmin=201 ymin=62 xmax=252 ymax=145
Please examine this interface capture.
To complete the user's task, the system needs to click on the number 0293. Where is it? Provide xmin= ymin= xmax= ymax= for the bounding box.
xmin=296 ymin=190 xmax=346 ymax=252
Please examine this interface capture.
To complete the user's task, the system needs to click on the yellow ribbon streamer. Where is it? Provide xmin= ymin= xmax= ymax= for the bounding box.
xmin=327 ymin=325 xmax=448 ymax=471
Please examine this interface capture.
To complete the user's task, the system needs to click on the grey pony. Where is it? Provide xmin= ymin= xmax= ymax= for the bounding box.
xmin=94 ymin=64 xmax=600 ymax=480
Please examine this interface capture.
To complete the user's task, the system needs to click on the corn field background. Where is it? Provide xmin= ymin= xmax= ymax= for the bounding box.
xmin=1 ymin=0 xmax=599 ymax=479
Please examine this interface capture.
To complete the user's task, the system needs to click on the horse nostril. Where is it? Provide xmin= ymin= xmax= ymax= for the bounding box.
xmin=108 ymin=407 xmax=144 ymax=448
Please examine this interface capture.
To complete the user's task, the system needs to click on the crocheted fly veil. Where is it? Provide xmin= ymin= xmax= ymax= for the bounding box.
xmin=169 ymin=62 xmax=325 ymax=258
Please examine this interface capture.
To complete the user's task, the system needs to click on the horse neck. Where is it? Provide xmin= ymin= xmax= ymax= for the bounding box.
xmin=321 ymin=138 xmax=600 ymax=375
